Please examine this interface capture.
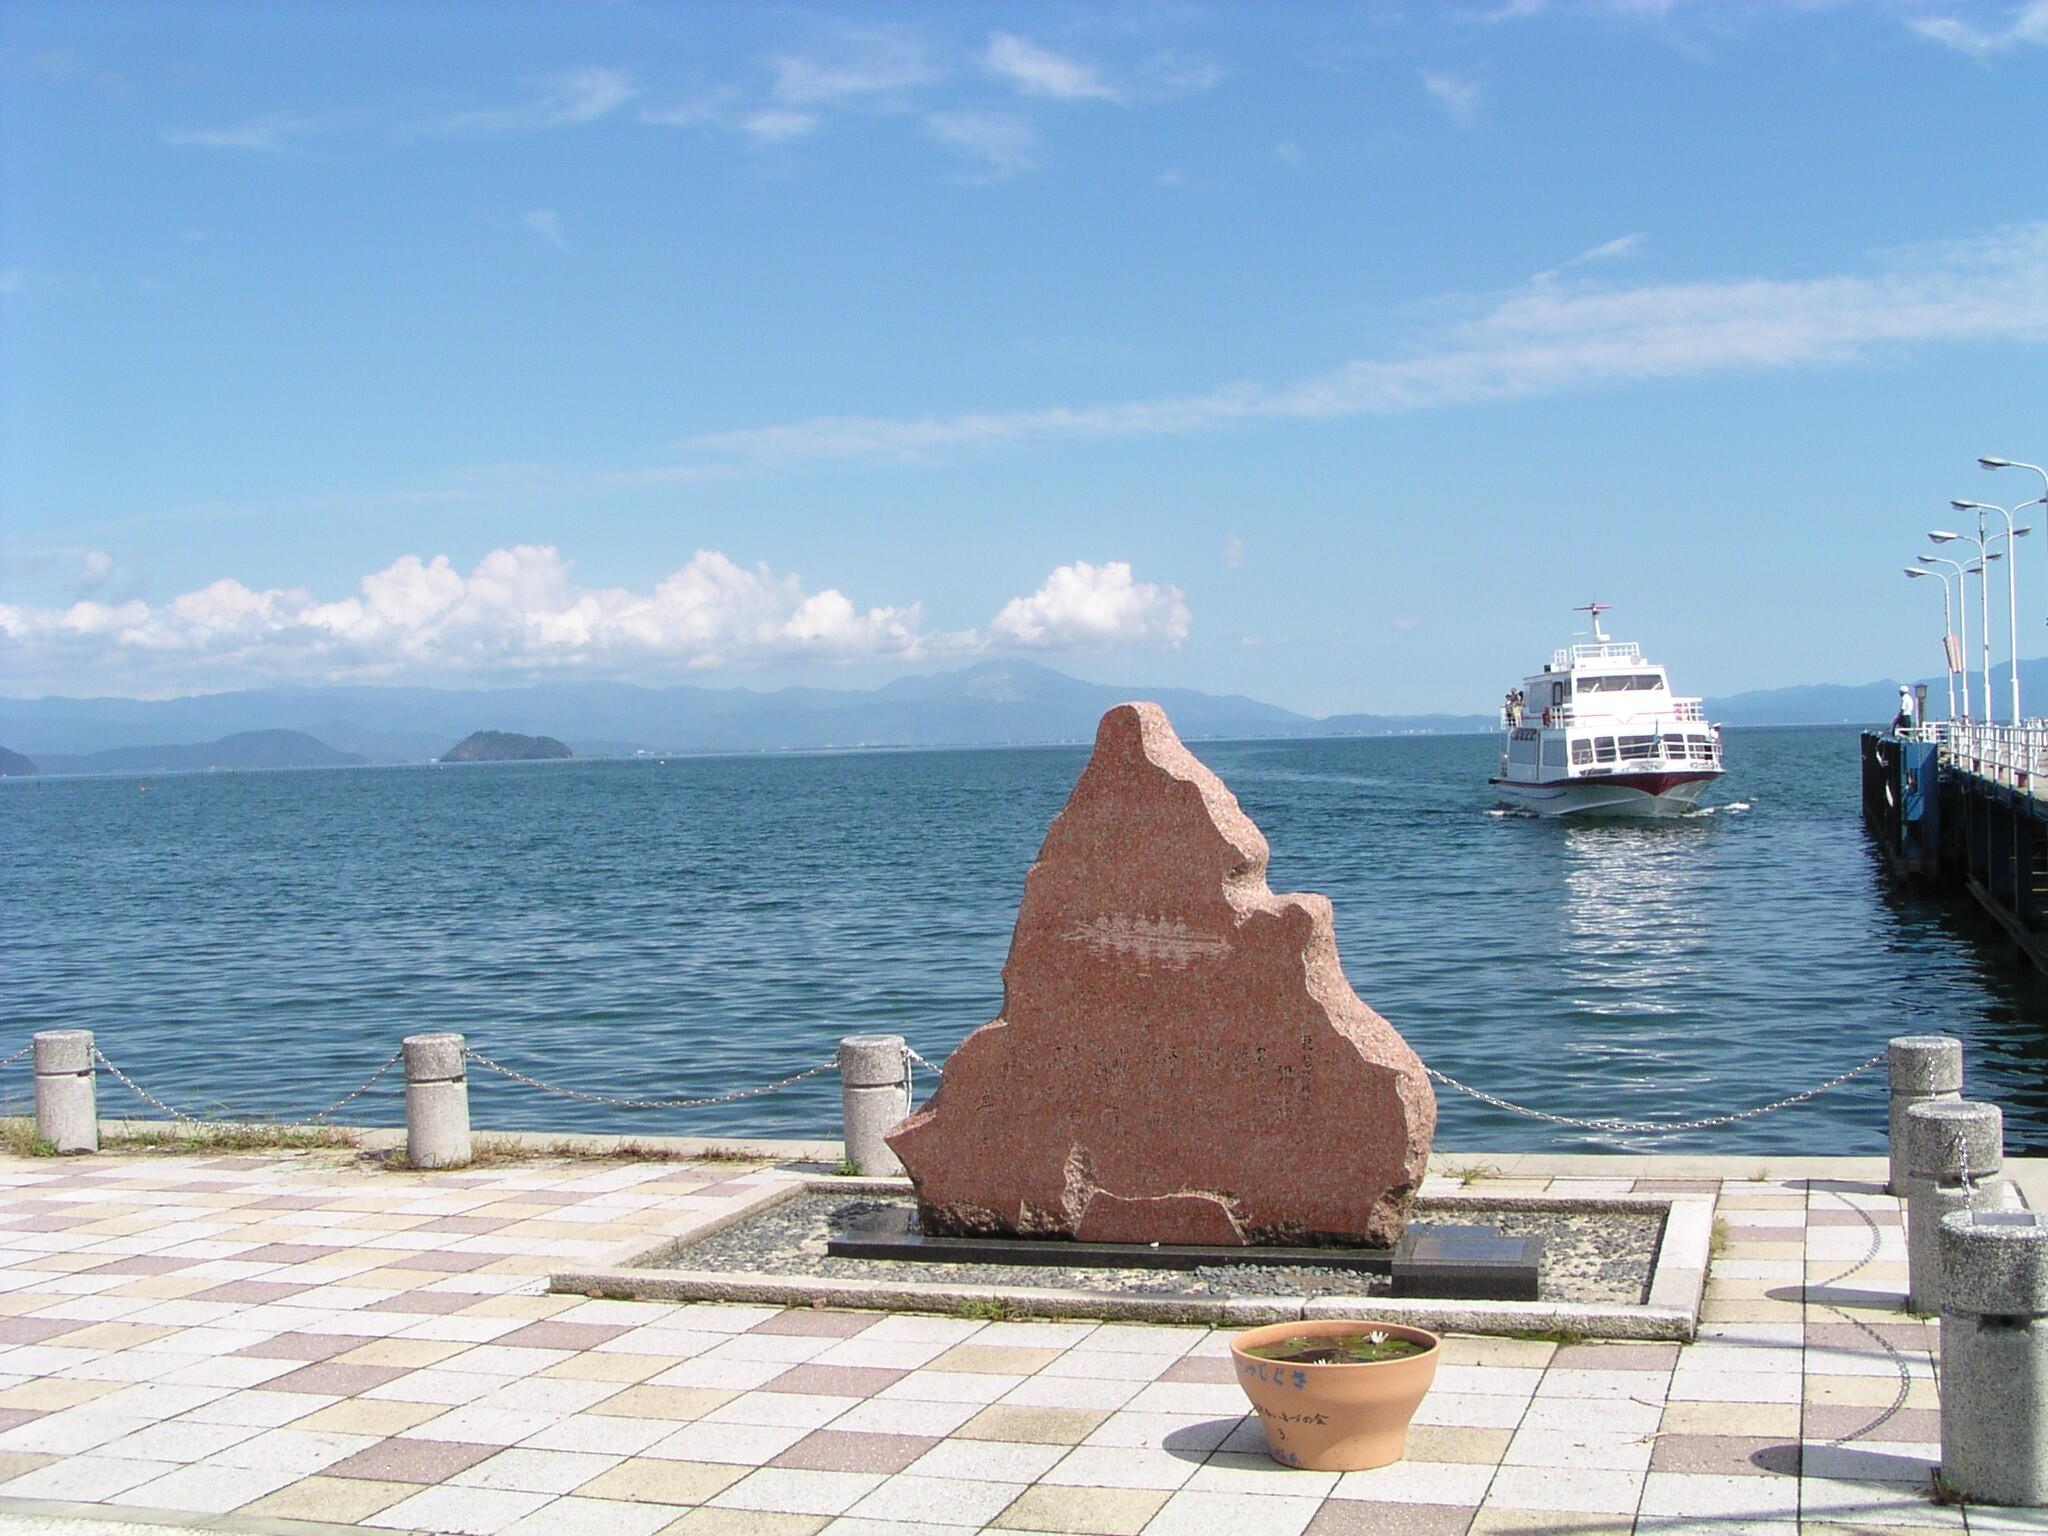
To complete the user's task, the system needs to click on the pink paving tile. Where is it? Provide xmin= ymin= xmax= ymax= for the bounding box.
xmin=1806 ymin=1321 xmax=1935 ymax=1352
xmin=82 ymin=1256 xmax=199 ymax=1277
xmin=363 ymin=1291 xmax=476 ymax=1314
xmin=763 ymin=1364 xmax=908 ymax=1398
xmin=191 ymin=1280 xmax=314 ymax=1304
xmin=769 ymin=1429 xmax=941 ymax=1474
xmin=233 ymin=1334 xmax=364 ymax=1363
xmin=750 ymin=1311 xmax=880 ymax=1339
xmin=263 ymin=1362 xmax=410 ymax=1396
xmin=325 ymin=1436 xmax=502 ymax=1482
xmin=0 ymin=1316 xmax=92 ymax=1346
xmin=488 ymin=1322 xmax=629 ymax=1351
xmin=1803 ymin=1405 xmax=1941 ymax=1443
xmin=1551 ymin=1344 xmax=1681 ymax=1372
xmin=387 ymin=1251 xmax=500 ymax=1273
xmin=1648 ymin=1435 xmax=1800 ymax=1476
xmin=5 ymin=1215 xmax=95 ymax=1232
xmin=691 ymin=1180 xmax=765 ymax=1197
xmin=0 ymin=1410 xmax=43 ymax=1436
xmin=1305 ymin=1503 xmax=1475 ymax=1536
xmin=1158 ymin=1357 xmax=1237 ymax=1385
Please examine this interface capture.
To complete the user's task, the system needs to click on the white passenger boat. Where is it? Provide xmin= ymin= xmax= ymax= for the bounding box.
xmin=1491 ymin=604 xmax=1725 ymax=817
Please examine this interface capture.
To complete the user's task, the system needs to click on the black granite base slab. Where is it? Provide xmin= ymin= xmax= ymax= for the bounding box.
xmin=827 ymin=1206 xmax=1542 ymax=1299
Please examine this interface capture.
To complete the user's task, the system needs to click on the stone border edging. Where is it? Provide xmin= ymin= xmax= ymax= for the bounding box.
xmin=550 ymin=1176 xmax=1713 ymax=1341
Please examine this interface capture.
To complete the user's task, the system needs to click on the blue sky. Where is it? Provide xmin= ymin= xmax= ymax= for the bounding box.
xmin=3 ymin=0 xmax=2046 ymax=714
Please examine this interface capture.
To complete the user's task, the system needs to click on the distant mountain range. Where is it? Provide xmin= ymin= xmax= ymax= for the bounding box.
xmin=0 ymin=657 xmax=2030 ymax=775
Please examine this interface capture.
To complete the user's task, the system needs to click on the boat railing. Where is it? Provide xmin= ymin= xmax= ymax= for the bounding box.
xmin=1550 ymin=640 xmax=1644 ymax=669
xmin=1670 ymin=698 xmax=1707 ymax=722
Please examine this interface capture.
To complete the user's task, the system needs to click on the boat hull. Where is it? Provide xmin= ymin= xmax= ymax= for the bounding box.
xmin=1489 ymin=771 xmax=1718 ymax=819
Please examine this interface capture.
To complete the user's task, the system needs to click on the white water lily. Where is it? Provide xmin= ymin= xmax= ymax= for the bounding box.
xmin=1366 ymin=1330 xmax=1389 ymax=1346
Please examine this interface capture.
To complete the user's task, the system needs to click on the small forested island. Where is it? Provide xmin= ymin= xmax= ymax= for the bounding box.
xmin=0 ymin=746 xmax=38 ymax=777
xmin=440 ymin=731 xmax=573 ymax=763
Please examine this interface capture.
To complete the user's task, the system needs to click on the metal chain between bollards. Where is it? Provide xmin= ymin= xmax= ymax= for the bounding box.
xmin=90 ymin=1044 xmax=405 ymax=1128
xmin=1423 ymin=1050 xmax=1889 ymax=1135
xmin=461 ymin=1048 xmax=835 ymax=1110
xmin=905 ymin=1047 xmax=945 ymax=1077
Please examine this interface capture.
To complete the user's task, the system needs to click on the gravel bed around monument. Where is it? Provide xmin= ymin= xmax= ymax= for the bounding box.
xmin=661 ymin=1193 xmax=1664 ymax=1305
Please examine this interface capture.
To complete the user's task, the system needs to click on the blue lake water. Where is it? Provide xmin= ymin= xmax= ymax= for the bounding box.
xmin=6 ymin=726 xmax=2048 ymax=1153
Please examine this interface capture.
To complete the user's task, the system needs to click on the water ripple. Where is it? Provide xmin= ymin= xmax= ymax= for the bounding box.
xmin=5 ymin=728 xmax=2047 ymax=1152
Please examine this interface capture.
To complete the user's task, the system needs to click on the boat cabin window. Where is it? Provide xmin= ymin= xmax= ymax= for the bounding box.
xmin=1686 ymin=732 xmax=1714 ymax=759
xmin=1550 ymin=681 xmax=1565 ymax=707
xmin=1594 ymin=736 xmax=1617 ymax=762
xmin=1507 ymin=732 xmax=1540 ymax=765
xmin=1541 ymin=737 xmax=1567 ymax=767
xmin=1662 ymin=735 xmax=1687 ymax=757
xmin=1619 ymin=734 xmax=1658 ymax=760
xmin=1577 ymin=673 xmax=1666 ymax=693
xmin=1570 ymin=739 xmax=1593 ymax=765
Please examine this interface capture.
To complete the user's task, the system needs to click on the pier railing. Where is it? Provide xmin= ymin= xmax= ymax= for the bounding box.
xmin=1940 ymin=722 xmax=2048 ymax=792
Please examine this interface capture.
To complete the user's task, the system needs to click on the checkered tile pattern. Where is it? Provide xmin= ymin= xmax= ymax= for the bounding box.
xmin=0 ymin=1155 xmax=1999 ymax=1533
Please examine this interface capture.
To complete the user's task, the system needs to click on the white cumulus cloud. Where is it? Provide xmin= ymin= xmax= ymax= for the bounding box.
xmin=0 ymin=549 xmax=1195 ymax=693
xmin=989 ymin=561 xmax=1191 ymax=650
xmin=0 ymin=547 xmax=924 ymax=692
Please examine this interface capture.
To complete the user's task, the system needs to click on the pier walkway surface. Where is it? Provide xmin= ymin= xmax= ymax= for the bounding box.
xmin=0 ymin=1147 xmax=2027 ymax=1536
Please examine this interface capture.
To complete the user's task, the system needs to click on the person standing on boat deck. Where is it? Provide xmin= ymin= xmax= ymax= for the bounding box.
xmin=1893 ymin=685 xmax=1917 ymax=734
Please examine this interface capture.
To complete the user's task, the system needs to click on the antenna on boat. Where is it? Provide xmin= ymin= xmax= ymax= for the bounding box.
xmin=1572 ymin=600 xmax=1612 ymax=644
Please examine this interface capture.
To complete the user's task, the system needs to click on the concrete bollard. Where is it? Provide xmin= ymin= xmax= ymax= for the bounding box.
xmin=32 ymin=1031 xmax=96 ymax=1154
xmin=403 ymin=1033 xmax=471 ymax=1170
xmin=1939 ymin=1208 xmax=2048 ymax=1505
xmin=1888 ymin=1035 xmax=1963 ymax=1195
xmin=838 ymin=1035 xmax=910 ymax=1176
xmin=1906 ymin=1099 xmax=2004 ymax=1313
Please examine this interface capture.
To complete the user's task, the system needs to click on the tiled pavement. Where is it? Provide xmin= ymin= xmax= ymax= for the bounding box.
xmin=0 ymin=1151 xmax=2027 ymax=1535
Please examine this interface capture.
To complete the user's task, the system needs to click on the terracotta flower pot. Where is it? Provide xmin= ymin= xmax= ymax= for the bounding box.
xmin=1229 ymin=1318 xmax=1442 ymax=1472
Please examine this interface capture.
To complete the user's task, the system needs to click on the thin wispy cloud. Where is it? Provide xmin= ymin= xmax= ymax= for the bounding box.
xmin=0 ymin=548 xmax=1189 ymax=691
xmin=523 ymin=209 xmax=566 ymax=250
xmin=413 ymin=67 xmax=638 ymax=137
xmin=1533 ymin=232 xmax=1646 ymax=282
xmin=744 ymin=109 xmax=819 ymax=144
xmin=661 ymin=223 xmax=2048 ymax=470
xmin=984 ymin=33 xmax=1123 ymax=102
xmin=770 ymin=29 xmax=939 ymax=105
xmin=1420 ymin=70 xmax=1484 ymax=126
xmin=162 ymin=113 xmax=325 ymax=152
xmin=1910 ymin=0 xmax=2048 ymax=58
xmin=924 ymin=109 xmax=1037 ymax=176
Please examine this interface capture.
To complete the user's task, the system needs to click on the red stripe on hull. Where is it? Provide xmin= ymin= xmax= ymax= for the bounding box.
xmin=1490 ymin=770 xmax=1719 ymax=797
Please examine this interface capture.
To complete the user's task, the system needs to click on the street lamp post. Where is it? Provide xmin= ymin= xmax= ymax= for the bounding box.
xmin=1904 ymin=566 xmax=1960 ymax=722
xmin=1953 ymin=499 xmax=2038 ymax=728
xmin=1918 ymin=554 xmax=1978 ymax=721
xmin=1930 ymin=530 xmax=2012 ymax=724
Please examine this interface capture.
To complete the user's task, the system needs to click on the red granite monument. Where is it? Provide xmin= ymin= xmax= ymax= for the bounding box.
xmin=887 ymin=702 xmax=1436 ymax=1248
